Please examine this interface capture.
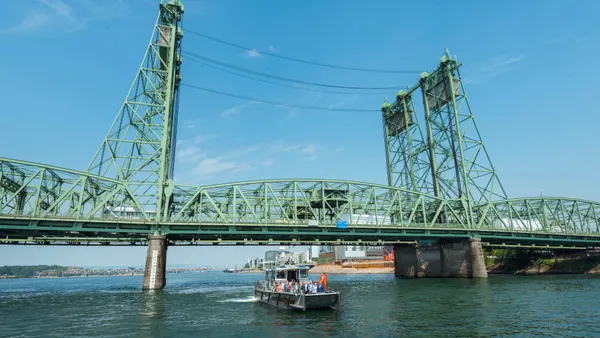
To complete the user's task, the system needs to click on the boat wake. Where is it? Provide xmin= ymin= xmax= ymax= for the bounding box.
xmin=218 ymin=296 xmax=257 ymax=303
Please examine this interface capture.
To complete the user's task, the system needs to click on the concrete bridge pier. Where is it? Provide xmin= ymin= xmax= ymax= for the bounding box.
xmin=142 ymin=235 xmax=168 ymax=290
xmin=394 ymin=244 xmax=418 ymax=277
xmin=393 ymin=238 xmax=487 ymax=278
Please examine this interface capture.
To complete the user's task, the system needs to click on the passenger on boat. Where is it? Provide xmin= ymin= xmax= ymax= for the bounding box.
xmin=319 ymin=273 xmax=328 ymax=291
xmin=303 ymin=281 xmax=311 ymax=293
xmin=317 ymin=282 xmax=325 ymax=293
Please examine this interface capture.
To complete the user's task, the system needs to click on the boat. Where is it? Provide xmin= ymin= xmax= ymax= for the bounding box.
xmin=222 ymin=265 xmax=240 ymax=273
xmin=253 ymin=264 xmax=342 ymax=311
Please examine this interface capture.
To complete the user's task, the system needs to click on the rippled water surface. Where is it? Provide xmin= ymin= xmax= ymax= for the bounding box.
xmin=1 ymin=273 xmax=599 ymax=337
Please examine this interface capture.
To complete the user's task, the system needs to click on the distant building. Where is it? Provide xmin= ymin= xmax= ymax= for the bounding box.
xmin=247 ymin=257 xmax=264 ymax=269
xmin=310 ymin=246 xmax=320 ymax=261
xmin=316 ymin=245 xmax=386 ymax=262
xmin=263 ymin=247 xmax=311 ymax=267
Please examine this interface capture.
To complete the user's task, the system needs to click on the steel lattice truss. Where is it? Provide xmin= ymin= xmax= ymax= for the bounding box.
xmin=382 ymin=50 xmax=507 ymax=209
xmin=0 ymin=158 xmax=148 ymax=220
xmin=382 ymin=93 xmax=432 ymax=194
xmin=1 ymin=158 xmax=599 ymax=245
xmin=169 ymin=180 xmax=467 ymax=226
xmin=1 ymin=4 xmax=599 ymax=247
xmin=86 ymin=1 xmax=183 ymax=220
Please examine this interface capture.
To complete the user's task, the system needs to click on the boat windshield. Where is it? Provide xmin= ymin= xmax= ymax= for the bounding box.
xmin=299 ymin=269 xmax=308 ymax=279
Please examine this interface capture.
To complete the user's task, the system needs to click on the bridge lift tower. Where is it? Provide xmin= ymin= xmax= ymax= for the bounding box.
xmin=86 ymin=0 xmax=184 ymax=289
xmin=381 ymin=50 xmax=508 ymax=278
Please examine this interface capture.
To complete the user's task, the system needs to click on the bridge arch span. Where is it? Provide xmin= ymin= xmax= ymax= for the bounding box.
xmin=171 ymin=179 xmax=469 ymax=227
xmin=474 ymin=197 xmax=600 ymax=235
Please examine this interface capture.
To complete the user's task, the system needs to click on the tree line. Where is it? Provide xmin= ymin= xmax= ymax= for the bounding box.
xmin=0 ymin=265 xmax=70 ymax=278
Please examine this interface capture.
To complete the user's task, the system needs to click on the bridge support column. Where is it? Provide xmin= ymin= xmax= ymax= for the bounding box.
xmin=142 ymin=235 xmax=167 ymax=290
xmin=394 ymin=244 xmax=418 ymax=277
xmin=468 ymin=238 xmax=488 ymax=278
xmin=395 ymin=239 xmax=487 ymax=278
xmin=440 ymin=238 xmax=487 ymax=278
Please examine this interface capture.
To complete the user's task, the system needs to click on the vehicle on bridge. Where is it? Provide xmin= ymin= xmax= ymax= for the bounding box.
xmin=102 ymin=206 xmax=156 ymax=219
xmin=254 ymin=265 xmax=341 ymax=311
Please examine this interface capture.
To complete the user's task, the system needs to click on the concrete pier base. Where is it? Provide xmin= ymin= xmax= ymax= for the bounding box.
xmin=394 ymin=238 xmax=487 ymax=278
xmin=394 ymin=244 xmax=418 ymax=277
xmin=142 ymin=235 xmax=167 ymax=290
xmin=468 ymin=238 xmax=488 ymax=278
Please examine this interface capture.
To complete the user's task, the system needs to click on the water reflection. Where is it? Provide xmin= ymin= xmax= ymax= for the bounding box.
xmin=139 ymin=290 xmax=166 ymax=318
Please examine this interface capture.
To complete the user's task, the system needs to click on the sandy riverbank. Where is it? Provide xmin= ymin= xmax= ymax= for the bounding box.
xmin=309 ymin=263 xmax=394 ymax=274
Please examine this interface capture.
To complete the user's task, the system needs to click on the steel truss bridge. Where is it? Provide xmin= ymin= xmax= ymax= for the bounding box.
xmin=1 ymin=0 xmax=599 ymax=249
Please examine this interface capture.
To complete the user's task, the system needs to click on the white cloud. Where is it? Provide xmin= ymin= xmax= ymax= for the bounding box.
xmin=176 ymin=145 xmax=204 ymax=164
xmin=301 ymin=144 xmax=317 ymax=161
xmin=0 ymin=0 xmax=128 ymax=35
xmin=326 ymin=95 xmax=358 ymax=109
xmin=193 ymin=134 xmax=219 ymax=144
xmin=191 ymin=157 xmax=238 ymax=178
xmin=480 ymin=54 xmax=524 ymax=74
xmin=492 ymin=55 xmax=524 ymax=68
xmin=0 ymin=10 xmax=48 ymax=35
xmin=175 ymin=134 xmax=218 ymax=164
xmin=261 ymin=159 xmax=274 ymax=167
xmin=177 ymin=138 xmax=328 ymax=183
xmin=301 ymin=144 xmax=316 ymax=155
xmin=246 ymin=49 xmax=262 ymax=58
xmin=466 ymin=54 xmax=525 ymax=83
xmin=221 ymin=104 xmax=248 ymax=117
xmin=245 ymin=46 xmax=276 ymax=58
xmin=267 ymin=140 xmax=302 ymax=153
xmin=40 ymin=0 xmax=76 ymax=21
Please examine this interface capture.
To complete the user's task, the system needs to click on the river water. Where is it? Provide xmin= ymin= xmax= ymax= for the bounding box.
xmin=0 ymin=273 xmax=598 ymax=337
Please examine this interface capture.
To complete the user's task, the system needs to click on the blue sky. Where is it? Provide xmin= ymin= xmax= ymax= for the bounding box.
xmin=1 ymin=0 xmax=599 ymax=267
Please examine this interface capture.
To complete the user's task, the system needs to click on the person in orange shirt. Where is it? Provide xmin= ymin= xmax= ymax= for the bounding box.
xmin=319 ymin=273 xmax=327 ymax=291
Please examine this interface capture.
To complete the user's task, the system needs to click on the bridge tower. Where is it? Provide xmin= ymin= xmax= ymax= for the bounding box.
xmin=381 ymin=49 xmax=507 ymax=208
xmin=86 ymin=0 xmax=184 ymax=289
xmin=383 ymin=50 xmax=505 ymax=278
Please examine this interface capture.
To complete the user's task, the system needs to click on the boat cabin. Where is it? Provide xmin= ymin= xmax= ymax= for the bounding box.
xmin=265 ymin=265 xmax=310 ymax=284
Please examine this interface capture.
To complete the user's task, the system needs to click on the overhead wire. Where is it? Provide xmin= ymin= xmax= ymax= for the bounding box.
xmin=183 ymin=54 xmax=392 ymax=96
xmin=181 ymin=83 xmax=380 ymax=112
xmin=184 ymin=29 xmax=422 ymax=74
xmin=182 ymin=50 xmax=403 ymax=90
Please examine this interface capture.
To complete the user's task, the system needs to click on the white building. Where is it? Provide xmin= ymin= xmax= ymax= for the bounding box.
xmin=247 ymin=257 xmax=264 ymax=269
xmin=310 ymin=246 xmax=320 ymax=261
xmin=317 ymin=245 xmax=386 ymax=261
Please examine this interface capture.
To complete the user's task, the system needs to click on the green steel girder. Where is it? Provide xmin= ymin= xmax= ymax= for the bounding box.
xmin=0 ymin=157 xmax=150 ymax=221
xmin=382 ymin=49 xmax=507 ymax=208
xmin=86 ymin=1 xmax=184 ymax=223
xmin=1 ymin=220 xmax=600 ymax=247
xmin=381 ymin=91 xmax=432 ymax=194
xmin=169 ymin=179 xmax=470 ymax=228
xmin=473 ymin=197 xmax=600 ymax=234
xmin=2 ymin=165 xmax=600 ymax=245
